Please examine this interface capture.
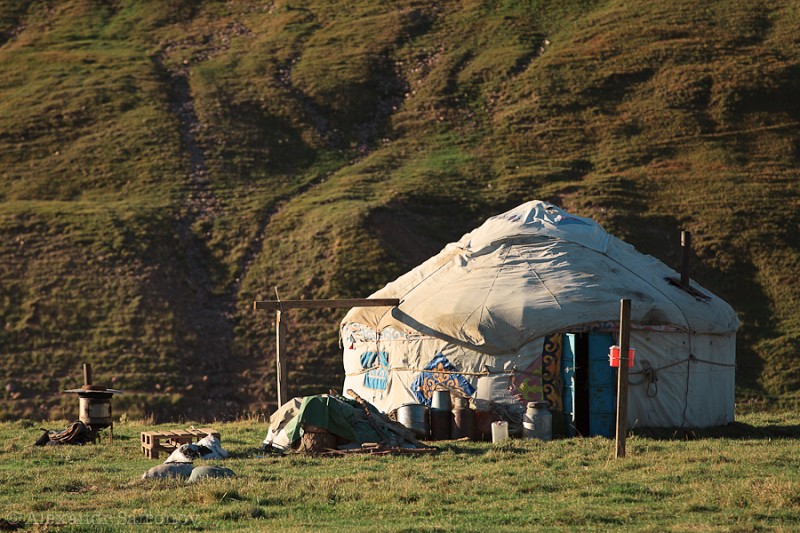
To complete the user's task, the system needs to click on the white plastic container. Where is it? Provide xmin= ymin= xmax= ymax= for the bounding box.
xmin=491 ymin=420 xmax=509 ymax=443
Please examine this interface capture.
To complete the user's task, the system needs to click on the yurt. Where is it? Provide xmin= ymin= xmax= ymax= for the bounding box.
xmin=341 ymin=201 xmax=739 ymax=433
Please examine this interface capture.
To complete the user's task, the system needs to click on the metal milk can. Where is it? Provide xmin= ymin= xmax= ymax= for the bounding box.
xmin=523 ymin=401 xmax=552 ymax=441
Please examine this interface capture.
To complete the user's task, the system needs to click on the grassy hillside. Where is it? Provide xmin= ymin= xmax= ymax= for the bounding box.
xmin=1 ymin=0 xmax=798 ymax=419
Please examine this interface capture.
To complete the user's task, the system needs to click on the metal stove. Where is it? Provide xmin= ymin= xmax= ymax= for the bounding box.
xmin=64 ymin=363 xmax=122 ymax=443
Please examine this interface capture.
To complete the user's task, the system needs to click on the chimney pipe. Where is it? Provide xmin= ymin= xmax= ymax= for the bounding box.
xmin=680 ymin=231 xmax=691 ymax=286
xmin=83 ymin=363 xmax=92 ymax=388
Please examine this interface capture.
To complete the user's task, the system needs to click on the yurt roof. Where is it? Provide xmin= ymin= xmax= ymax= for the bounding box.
xmin=342 ymin=201 xmax=739 ymax=355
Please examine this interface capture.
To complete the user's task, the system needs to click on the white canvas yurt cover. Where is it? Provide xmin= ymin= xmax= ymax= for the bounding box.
xmin=341 ymin=201 xmax=739 ymax=430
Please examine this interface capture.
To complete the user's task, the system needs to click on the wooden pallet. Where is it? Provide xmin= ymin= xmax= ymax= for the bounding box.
xmin=140 ymin=427 xmax=220 ymax=459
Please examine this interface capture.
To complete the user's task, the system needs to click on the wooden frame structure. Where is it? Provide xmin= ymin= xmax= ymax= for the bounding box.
xmin=252 ymin=298 xmax=400 ymax=407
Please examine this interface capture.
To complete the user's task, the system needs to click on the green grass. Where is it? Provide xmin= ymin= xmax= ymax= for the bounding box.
xmin=0 ymin=410 xmax=799 ymax=531
xmin=0 ymin=0 xmax=799 ymax=417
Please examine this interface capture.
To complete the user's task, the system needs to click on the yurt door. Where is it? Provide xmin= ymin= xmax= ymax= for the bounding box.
xmin=562 ymin=333 xmax=616 ymax=437
xmin=561 ymin=334 xmax=577 ymax=437
xmin=587 ymin=333 xmax=616 ymax=437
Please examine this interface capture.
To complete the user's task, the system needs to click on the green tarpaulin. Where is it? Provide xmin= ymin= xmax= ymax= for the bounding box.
xmin=282 ymin=394 xmax=388 ymax=444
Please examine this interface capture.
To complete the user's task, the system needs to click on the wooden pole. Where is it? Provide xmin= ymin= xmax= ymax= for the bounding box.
xmin=275 ymin=310 xmax=288 ymax=408
xmin=254 ymin=298 xmax=400 ymax=310
xmin=615 ymin=298 xmax=631 ymax=459
xmin=680 ymin=230 xmax=691 ymax=287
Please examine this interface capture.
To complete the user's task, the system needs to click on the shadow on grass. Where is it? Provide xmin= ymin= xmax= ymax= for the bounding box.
xmin=225 ymin=448 xmax=274 ymax=460
xmin=432 ymin=441 xmax=531 ymax=456
xmin=631 ymin=421 xmax=800 ymax=440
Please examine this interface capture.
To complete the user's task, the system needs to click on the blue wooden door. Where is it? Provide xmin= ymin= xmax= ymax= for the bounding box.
xmin=588 ymin=333 xmax=616 ymax=437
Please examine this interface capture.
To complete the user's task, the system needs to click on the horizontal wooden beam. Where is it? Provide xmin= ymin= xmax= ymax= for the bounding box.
xmin=253 ymin=298 xmax=400 ymax=311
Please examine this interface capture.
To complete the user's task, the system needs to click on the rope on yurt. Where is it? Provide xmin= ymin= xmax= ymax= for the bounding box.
xmin=461 ymin=244 xmax=514 ymax=332
xmin=345 ymin=366 xmax=500 ymax=378
xmin=629 ymin=358 xmax=686 ymax=398
xmin=347 ymin=363 xmax=547 ymax=379
xmin=628 ymin=355 xmax=737 ymax=401
xmin=681 ymin=356 xmax=692 ymax=426
xmin=691 ymin=355 xmax=737 ymax=368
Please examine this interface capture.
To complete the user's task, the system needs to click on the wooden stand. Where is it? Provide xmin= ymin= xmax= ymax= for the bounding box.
xmin=87 ymin=424 xmax=113 ymax=445
xmin=140 ymin=428 xmax=220 ymax=459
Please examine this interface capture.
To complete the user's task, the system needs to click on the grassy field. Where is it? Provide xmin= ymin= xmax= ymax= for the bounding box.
xmin=0 ymin=410 xmax=798 ymax=531
xmin=1 ymin=0 xmax=799 ymax=418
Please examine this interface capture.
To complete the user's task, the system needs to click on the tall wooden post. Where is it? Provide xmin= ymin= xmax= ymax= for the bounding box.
xmin=275 ymin=310 xmax=288 ymax=408
xmin=615 ymin=298 xmax=631 ymax=459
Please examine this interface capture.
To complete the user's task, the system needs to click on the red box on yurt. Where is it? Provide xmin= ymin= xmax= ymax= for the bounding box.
xmin=609 ymin=345 xmax=635 ymax=368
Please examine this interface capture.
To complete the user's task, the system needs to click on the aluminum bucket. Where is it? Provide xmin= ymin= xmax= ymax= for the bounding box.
xmin=396 ymin=403 xmax=429 ymax=438
xmin=430 ymin=390 xmax=452 ymax=411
